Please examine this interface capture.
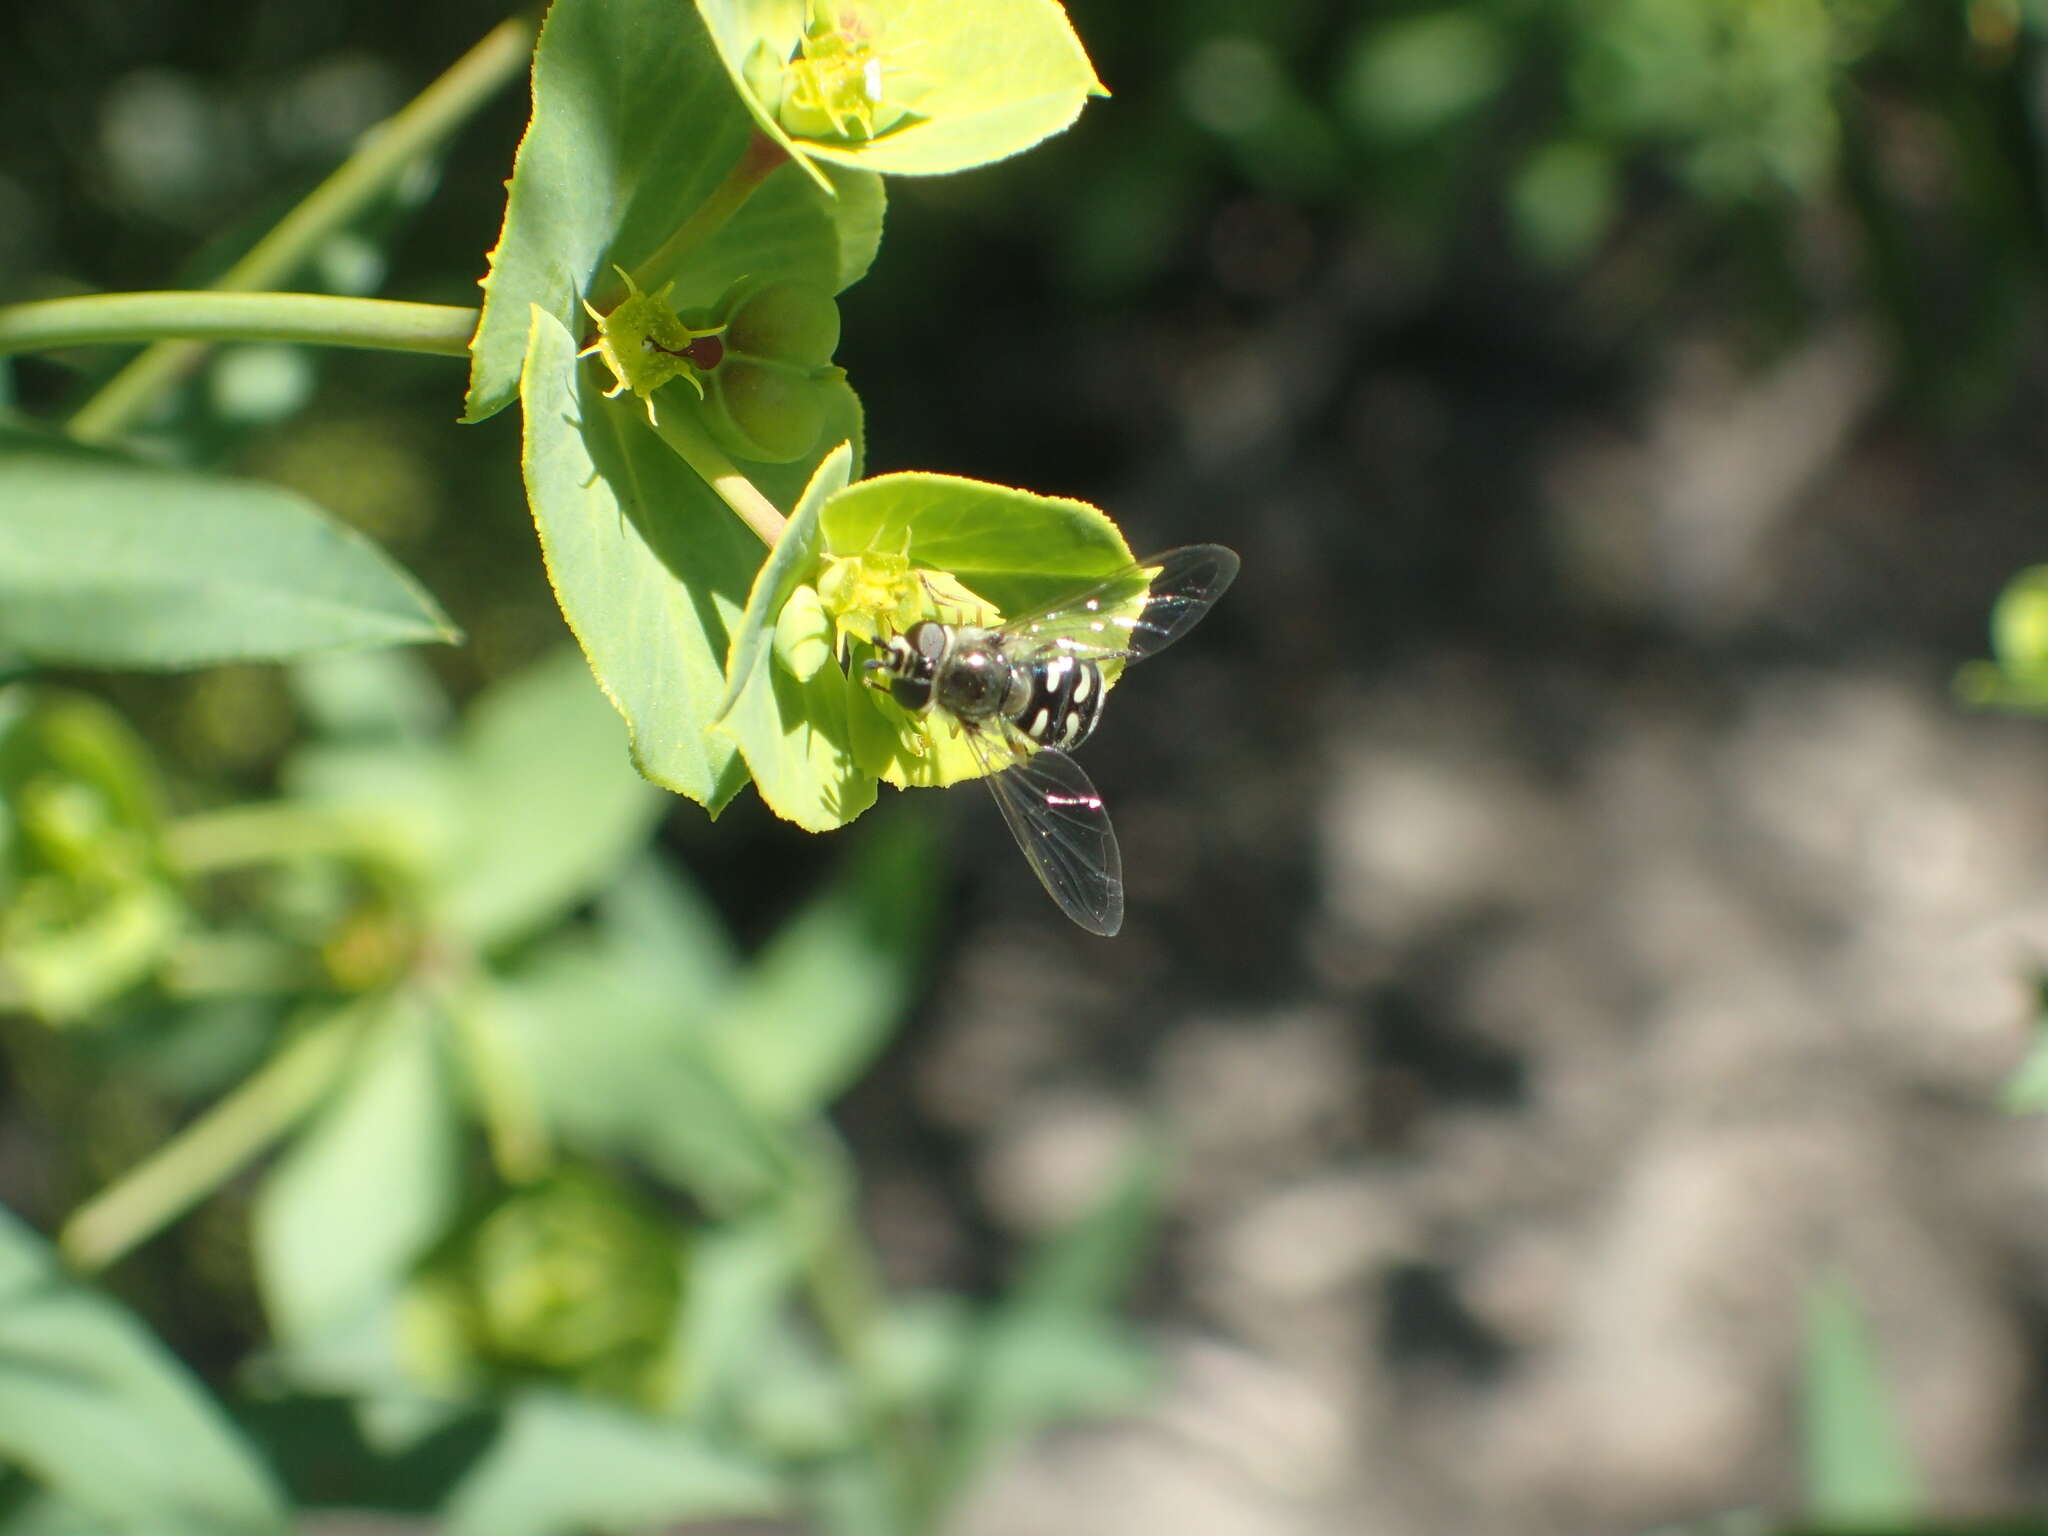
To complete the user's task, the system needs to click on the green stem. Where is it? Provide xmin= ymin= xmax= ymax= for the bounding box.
xmin=165 ymin=801 xmax=399 ymax=874
xmin=0 ymin=293 xmax=476 ymax=360
xmin=646 ymin=408 xmax=789 ymax=547
xmin=443 ymin=978 xmax=553 ymax=1186
xmin=59 ymin=1001 xmax=376 ymax=1272
xmin=790 ymin=1129 xmax=939 ymax=1533
xmin=612 ymin=130 xmax=792 ymax=306
xmin=66 ymin=12 xmax=536 ymax=444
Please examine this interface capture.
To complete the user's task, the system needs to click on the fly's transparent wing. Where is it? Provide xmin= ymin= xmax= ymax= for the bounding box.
xmin=998 ymin=544 xmax=1239 ymax=669
xmin=964 ymin=725 xmax=1124 ymax=936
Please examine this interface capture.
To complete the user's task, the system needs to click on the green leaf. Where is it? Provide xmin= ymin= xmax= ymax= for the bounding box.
xmin=940 ymin=1135 xmax=1165 ymax=1497
xmin=820 ymin=472 xmax=1133 ymax=626
xmin=696 ymin=0 xmax=1107 ymax=180
xmin=251 ymin=994 xmax=462 ymax=1348
xmin=466 ymin=0 xmax=884 ymax=422
xmin=439 ymin=647 xmax=665 ymax=947
xmin=664 ymin=1211 xmax=804 ymax=1419
xmin=496 ymin=915 xmax=784 ymax=1208
xmin=675 ymin=159 xmax=888 ymax=314
xmin=0 ymin=1204 xmax=288 ymax=1533
xmin=519 ymin=310 xmax=756 ymax=809
xmin=0 ymin=426 xmax=455 ymax=669
xmin=713 ymin=442 xmax=875 ymax=830
xmin=290 ymin=649 xmax=450 ymax=743
xmin=440 ymin=1390 xmax=786 ymax=1536
xmin=708 ymin=814 xmax=933 ymax=1118
xmin=1802 ymin=1277 xmax=1920 ymax=1528
xmin=519 ymin=307 xmax=860 ymax=811
xmin=597 ymin=854 xmax=741 ymax=1008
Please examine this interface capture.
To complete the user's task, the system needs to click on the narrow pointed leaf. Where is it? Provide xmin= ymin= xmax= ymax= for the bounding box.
xmin=0 ymin=427 xmax=454 ymax=669
xmin=707 ymin=815 xmax=933 ymax=1117
xmin=441 ymin=647 xmax=665 ymax=946
xmin=1803 ymin=1278 xmax=1920 ymax=1527
xmin=252 ymin=996 xmax=461 ymax=1347
xmin=713 ymin=442 xmax=875 ymax=830
xmin=0 ymin=1205 xmax=288 ymax=1533
xmin=441 ymin=1390 xmax=786 ymax=1536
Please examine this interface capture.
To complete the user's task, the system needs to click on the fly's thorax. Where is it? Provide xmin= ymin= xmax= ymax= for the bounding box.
xmin=931 ymin=627 xmax=1025 ymax=723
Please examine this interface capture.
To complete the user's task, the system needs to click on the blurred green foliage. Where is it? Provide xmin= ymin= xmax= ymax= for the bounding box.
xmin=4 ymin=0 xmax=2048 ymax=1529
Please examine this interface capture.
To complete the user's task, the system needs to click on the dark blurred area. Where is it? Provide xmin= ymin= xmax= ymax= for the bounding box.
xmin=8 ymin=0 xmax=2048 ymax=1531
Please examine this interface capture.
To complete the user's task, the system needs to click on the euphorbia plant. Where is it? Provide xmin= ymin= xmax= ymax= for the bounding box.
xmin=0 ymin=3 xmax=1182 ymax=1532
xmin=1 ymin=0 xmax=1122 ymax=832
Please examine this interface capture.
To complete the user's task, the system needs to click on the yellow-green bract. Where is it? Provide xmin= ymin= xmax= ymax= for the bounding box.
xmin=715 ymin=465 xmax=1139 ymax=828
xmin=695 ymin=0 xmax=1108 ymax=186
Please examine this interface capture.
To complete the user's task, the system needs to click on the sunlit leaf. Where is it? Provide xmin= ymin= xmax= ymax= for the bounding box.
xmin=520 ymin=307 xmax=862 ymax=809
xmin=0 ymin=426 xmax=454 ymax=669
xmin=818 ymin=471 xmax=1134 ymax=788
xmin=466 ymin=0 xmax=883 ymax=422
xmin=695 ymin=0 xmax=1107 ymax=181
xmin=713 ymin=441 xmax=875 ymax=830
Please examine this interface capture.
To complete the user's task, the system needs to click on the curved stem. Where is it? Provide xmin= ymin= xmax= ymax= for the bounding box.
xmin=612 ymin=131 xmax=792 ymax=306
xmin=165 ymin=801 xmax=398 ymax=874
xmin=646 ymin=408 xmax=789 ymax=547
xmin=0 ymin=293 xmax=477 ymax=360
xmin=787 ymin=1127 xmax=940 ymax=1533
xmin=59 ymin=1000 xmax=376 ymax=1273
xmin=66 ymin=11 xmax=536 ymax=444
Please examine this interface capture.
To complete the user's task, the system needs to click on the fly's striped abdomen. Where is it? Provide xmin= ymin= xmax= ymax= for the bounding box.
xmin=1007 ymin=652 xmax=1107 ymax=750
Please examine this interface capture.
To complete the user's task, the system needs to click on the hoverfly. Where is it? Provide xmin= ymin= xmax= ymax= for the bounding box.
xmin=865 ymin=544 xmax=1239 ymax=936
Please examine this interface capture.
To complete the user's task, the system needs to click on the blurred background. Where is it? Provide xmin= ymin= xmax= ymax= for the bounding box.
xmin=6 ymin=0 xmax=2048 ymax=1532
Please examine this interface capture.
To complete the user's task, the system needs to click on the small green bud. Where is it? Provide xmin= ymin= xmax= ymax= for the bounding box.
xmin=689 ymin=278 xmax=844 ymax=464
xmin=704 ymin=358 xmax=836 ymax=464
xmin=774 ymin=583 xmax=835 ymax=680
xmin=398 ymin=1166 xmax=683 ymax=1408
xmin=725 ymin=280 xmax=841 ymax=366
xmin=1994 ymin=566 xmax=2048 ymax=683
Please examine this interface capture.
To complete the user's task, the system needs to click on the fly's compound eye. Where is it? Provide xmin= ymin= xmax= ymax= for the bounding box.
xmin=882 ymin=621 xmax=944 ymax=711
xmin=909 ymin=621 xmax=949 ymax=664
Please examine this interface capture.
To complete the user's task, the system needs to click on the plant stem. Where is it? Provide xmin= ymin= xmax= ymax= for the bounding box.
xmin=647 ymin=408 xmax=789 ymax=547
xmin=66 ymin=12 xmax=536 ymax=444
xmin=59 ymin=1001 xmax=376 ymax=1272
xmin=443 ymin=977 xmax=553 ymax=1186
xmin=612 ymin=130 xmax=792 ymax=306
xmin=791 ymin=1128 xmax=940 ymax=1533
xmin=165 ymin=801 xmax=399 ymax=874
xmin=0 ymin=293 xmax=477 ymax=361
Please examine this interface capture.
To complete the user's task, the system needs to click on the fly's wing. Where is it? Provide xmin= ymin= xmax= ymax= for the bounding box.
xmin=999 ymin=544 xmax=1239 ymax=669
xmin=965 ymin=725 xmax=1124 ymax=936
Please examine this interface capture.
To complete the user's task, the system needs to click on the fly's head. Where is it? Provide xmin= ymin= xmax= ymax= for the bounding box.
xmin=863 ymin=619 xmax=948 ymax=712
